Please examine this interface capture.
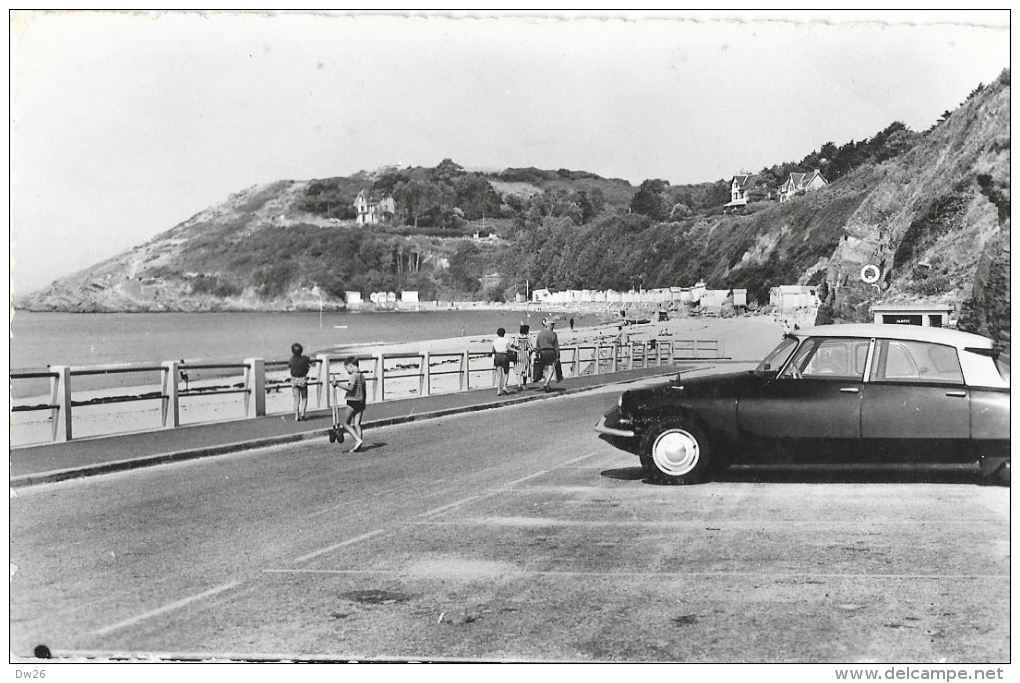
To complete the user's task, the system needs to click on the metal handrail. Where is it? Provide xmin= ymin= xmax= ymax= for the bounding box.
xmin=10 ymin=371 xmax=59 ymax=380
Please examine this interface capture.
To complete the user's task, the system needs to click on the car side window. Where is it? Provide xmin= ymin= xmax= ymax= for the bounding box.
xmin=873 ymin=340 xmax=964 ymax=384
xmin=780 ymin=338 xmax=866 ymax=380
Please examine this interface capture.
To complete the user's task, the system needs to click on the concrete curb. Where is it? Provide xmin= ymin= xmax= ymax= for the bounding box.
xmin=10 ymin=372 xmax=674 ymax=488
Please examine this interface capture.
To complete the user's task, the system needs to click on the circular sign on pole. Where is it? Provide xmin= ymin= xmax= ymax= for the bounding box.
xmin=860 ymin=264 xmax=881 ymax=284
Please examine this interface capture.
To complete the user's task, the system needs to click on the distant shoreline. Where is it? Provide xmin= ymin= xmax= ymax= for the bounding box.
xmin=12 ymin=302 xmax=586 ymax=315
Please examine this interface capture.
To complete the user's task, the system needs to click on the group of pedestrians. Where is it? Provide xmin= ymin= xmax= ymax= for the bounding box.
xmin=286 ymin=317 xmax=566 ymax=452
xmin=493 ymin=318 xmax=561 ymax=396
xmin=288 ymin=343 xmax=365 ymax=453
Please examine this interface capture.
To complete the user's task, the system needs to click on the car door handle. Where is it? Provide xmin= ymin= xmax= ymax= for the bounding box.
xmin=945 ymin=391 xmax=967 ymax=397
xmin=839 ymin=387 xmax=859 ymax=394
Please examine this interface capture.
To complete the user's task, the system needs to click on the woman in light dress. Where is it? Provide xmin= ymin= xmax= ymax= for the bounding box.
xmin=510 ymin=324 xmax=533 ymax=391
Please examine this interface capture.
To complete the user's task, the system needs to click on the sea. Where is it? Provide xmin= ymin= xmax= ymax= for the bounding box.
xmin=9 ymin=309 xmax=603 ymax=398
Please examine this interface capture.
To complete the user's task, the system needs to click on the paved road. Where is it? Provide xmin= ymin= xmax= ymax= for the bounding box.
xmin=10 ymin=382 xmax=1009 ymax=662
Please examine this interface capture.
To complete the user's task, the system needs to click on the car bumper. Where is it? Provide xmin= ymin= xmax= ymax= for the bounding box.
xmin=595 ymin=415 xmax=635 ymax=438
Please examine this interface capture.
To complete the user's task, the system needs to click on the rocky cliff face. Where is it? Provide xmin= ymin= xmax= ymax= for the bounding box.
xmin=817 ymin=71 xmax=1010 ymax=352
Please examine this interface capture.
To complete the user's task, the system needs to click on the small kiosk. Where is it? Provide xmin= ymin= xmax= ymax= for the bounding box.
xmin=872 ymin=303 xmax=954 ymax=328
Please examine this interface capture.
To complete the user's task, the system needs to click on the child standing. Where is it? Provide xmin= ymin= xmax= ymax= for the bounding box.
xmin=331 ymin=356 xmax=366 ymax=452
xmin=288 ymin=343 xmax=311 ymax=421
xmin=492 ymin=327 xmax=511 ymax=396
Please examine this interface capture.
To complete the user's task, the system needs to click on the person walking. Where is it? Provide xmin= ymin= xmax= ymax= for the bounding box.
xmin=288 ymin=343 xmax=311 ymax=421
xmin=492 ymin=327 xmax=512 ymax=396
xmin=331 ymin=356 xmax=366 ymax=452
xmin=510 ymin=324 xmax=533 ymax=391
xmin=535 ymin=319 xmax=560 ymax=392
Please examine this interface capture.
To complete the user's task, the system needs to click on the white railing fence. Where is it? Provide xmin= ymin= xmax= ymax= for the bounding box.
xmin=10 ymin=339 xmax=722 ymax=444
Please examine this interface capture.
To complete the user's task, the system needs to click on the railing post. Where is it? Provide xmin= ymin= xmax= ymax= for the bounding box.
xmin=462 ymin=350 xmax=470 ymax=391
xmin=244 ymin=358 xmax=266 ymax=417
xmin=692 ymin=340 xmax=699 ymax=359
xmin=161 ymin=361 xmax=180 ymax=428
xmin=612 ymin=343 xmax=619 ymax=372
xmin=316 ymin=354 xmax=331 ymax=409
xmin=420 ymin=352 xmax=431 ymax=397
xmin=374 ymin=353 xmax=385 ymax=402
xmin=50 ymin=365 xmax=72 ymax=442
xmin=655 ymin=341 xmax=662 ymax=366
xmin=594 ymin=344 xmax=601 ymax=375
xmin=571 ymin=345 xmax=579 ymax=378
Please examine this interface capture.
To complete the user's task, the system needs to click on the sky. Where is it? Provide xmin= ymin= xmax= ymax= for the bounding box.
xmin=8 ymin=10 xmax=1011 ymax=297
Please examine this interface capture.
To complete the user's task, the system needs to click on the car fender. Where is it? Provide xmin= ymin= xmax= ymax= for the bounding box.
xmin=638 ymin=399 xmax=737 ymax=443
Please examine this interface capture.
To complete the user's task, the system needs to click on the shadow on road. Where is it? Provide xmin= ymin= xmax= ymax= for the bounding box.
xmin=599 ymin=464 xmax=990 ymax=486
xmin=600 ymin=467 xmax=646 ymax=481
xmin=716 ymin=464 xmax=985 ymax=485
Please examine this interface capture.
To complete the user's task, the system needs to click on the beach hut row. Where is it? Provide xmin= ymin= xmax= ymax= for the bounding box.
xmin=531 ymin=282 xmax=747 ymax=310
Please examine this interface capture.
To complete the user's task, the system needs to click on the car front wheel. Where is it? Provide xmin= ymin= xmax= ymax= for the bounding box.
xmin=641 ymin=420 xmax=712 ymax=485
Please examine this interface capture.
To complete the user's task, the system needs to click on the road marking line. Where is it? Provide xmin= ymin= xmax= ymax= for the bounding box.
xmin=417 ymin=469 xmax=559 ymax=519
xmin=260 ymin=568 xmax=1009 ymax=580
xmin=417 ymin=494 xmax=491 ymax=518
xmin=291 ymin=529 xmax=388 ymax=564
xmin=557 ymin=452 xmax=601 ymax=467
xmin=295 ymin=466 xmax=576 ymax=561
xmin=501 ymin=470 xmax=550 ymax=488
xmin=92 ymin=581 xmax=242 ymax=636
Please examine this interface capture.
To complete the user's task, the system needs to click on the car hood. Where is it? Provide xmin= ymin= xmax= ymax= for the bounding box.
xmin=618 ymin=370 xmax=763 ymax=413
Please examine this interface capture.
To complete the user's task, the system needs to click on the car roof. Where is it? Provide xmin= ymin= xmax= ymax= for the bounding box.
xmin=792 ymin=324 xmax=994 ymax=349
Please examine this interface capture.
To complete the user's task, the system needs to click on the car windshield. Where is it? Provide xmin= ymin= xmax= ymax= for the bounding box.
xmin=755 ymin=337 xmax=798 ymax=375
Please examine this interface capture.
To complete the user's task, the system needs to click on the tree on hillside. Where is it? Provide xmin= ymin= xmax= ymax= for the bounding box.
xmin=452 ymin=174 xmax=503 ymax=220
xmin=630 ymin=179 xmax=669 ymax=220
xmin=433 ymin=158 xmax=466 ymax=183
xmin=444 ymin=242 xmax=484 ymax=294
xmin=393 ymin=178 xmax=444 ymax=227
xmin=577 ymin=188 xmax=605 ymax=223
xmin=702 ymin=180 xmax=732 ymax=210
xmin=819 ymin=141 xmax=838 ymax=161
xmin=372 ymin=170 xmax=410 ymax=194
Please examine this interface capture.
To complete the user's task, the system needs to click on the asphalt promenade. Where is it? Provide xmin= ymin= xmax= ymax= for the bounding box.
xmin=10 ymin=364 xmax=698 ymax=488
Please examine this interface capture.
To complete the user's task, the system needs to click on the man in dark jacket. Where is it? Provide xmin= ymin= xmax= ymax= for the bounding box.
xmin=534 ymin=319 xmax=560 ymax=392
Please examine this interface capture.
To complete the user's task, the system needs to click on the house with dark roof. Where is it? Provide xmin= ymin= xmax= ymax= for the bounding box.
xmin=725 ymin=173 xmax=756 ymax=209
xmin=353 ymin=190 xmax=396 ymax=225
xmin=779 ymin=169 xmax=828 ymax=202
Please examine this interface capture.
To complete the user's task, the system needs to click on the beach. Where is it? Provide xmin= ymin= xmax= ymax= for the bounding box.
xmin=10 ymin=308 xmax=816 ymax=447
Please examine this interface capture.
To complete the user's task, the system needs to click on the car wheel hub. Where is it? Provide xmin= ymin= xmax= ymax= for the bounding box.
xmin=652 ymin=429 xmax=700 ymax=476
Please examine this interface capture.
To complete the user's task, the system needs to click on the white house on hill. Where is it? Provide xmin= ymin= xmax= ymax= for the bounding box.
xmin=353 ymin=190 xmax=396 ymax=225
xmin=725 ymin=173 xmax=756 ymax=209
xmin=779 ymin=169 xmax=828 ymax=202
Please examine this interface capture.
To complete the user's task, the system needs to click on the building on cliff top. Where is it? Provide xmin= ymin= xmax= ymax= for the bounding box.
xmin=779 ymin=169 xmax=829 ymax=202
xmin=353 ymin=190 xmax=396 ymax=225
